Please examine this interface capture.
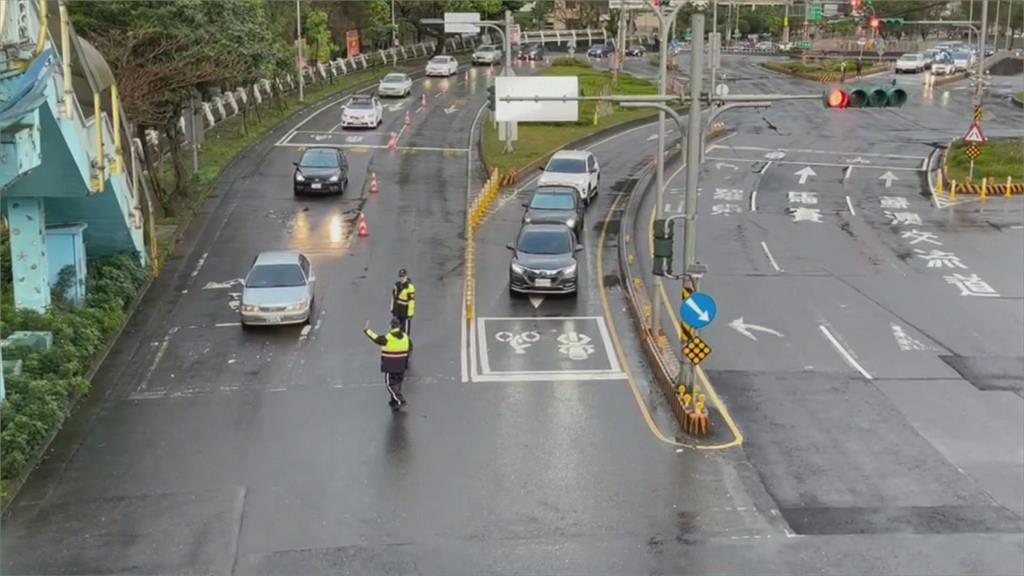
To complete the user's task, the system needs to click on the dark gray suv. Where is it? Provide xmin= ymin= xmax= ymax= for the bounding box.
xmin=522 ymin=186 xmax=583 ymax=236
xmin=507 ymin=224 xmax=582 ymax=297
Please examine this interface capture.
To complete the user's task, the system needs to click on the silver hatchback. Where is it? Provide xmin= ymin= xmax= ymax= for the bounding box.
xmin=240 ymin=251 xmax=315 ymax=328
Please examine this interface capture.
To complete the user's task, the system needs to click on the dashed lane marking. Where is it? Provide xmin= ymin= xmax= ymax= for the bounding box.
xmin=819 ymin=324 xmax=874 ymax=380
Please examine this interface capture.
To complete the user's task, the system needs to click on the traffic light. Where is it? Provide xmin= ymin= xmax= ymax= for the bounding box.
xmin=652 ymin=218 xmax=674 ymax=277
xmin=869 ymin=16 xmax=880 ymax=29
xmin=487 ymin=84 xmax=496 ymax=111
xmin=880 ymin=17 xmax=904 ymax=28
xmin=823 ymin=86 xmax=908 ymax=109
xmin=851 ymin=0 xmax=862 ymax=10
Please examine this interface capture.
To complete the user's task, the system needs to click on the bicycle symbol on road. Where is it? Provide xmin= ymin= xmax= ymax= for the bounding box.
xmin=495 ymin=330 xmax=540 ymax=354
xmin=557 ymin=331 xmax=595 ymax=360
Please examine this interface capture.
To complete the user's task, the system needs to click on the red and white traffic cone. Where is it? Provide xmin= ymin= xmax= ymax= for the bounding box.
xmin=357 ymin=213 xmax=369 ymax=237
xmin=388 ymin=132 xmax=398 ymax=153
xmin=404 ymin=110 xmax=411 ymax=126
xmin=370 ymin=173 xmax=379 ymax=193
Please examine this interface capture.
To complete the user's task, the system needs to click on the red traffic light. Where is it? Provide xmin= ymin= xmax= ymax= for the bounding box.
xmin=824 ymin=88 xmax=849 ymax=109
xmin=851 ymin=0 xmax=862 ymax=10
xmin=869 ymin=16 xmax=880 ymax=29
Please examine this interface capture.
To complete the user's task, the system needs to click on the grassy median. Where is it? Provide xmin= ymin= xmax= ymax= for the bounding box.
xmin=946 ymin=138 xmax=1024 ymax=183
xmin=481 ymin=60 xmax=658 ymax=174
xmin=763 ymin=59 xmax=889 ymax=80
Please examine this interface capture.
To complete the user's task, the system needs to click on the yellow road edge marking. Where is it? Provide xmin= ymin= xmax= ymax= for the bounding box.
xmin=598 ymin=195 xmax=697 ymax=449
xmin=647 ymin=194 xmax=745 ymax=450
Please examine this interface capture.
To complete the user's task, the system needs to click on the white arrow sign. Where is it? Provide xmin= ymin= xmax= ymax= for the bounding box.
xmin=795 ymin=166 xmax=816 ymax=185
xmin=444 ymin=105 xmax=459 ymax=115
xmin=685 ymin=298 xmax=711 ymax=323
xmin=715 ymin=162 xmax=739 ymax=171
xmin=387 ymin=102 xmax=406 ymax=112
xmin=879 ymin=171 xmax=899 ymax=188
xmin=528 ymin=295 xmax=544 ymax=309
xmin=729 ymin=317 xmax=784 ymax=341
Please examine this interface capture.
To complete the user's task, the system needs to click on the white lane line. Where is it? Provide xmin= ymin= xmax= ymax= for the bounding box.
xmin=704 ymin=156 xmax=923 ymax=172
xmin=298 ymin=324 xmax=312 ymax=341
xmin=275 ymin=142 xmax=468 ymax=153
xmin=750 ymin=189 xmax=758 ymax=212
xmin=818 ymin=324 xmax=873 ymax=380
xmin=760 ymin=241 xmax=782 ymax=272
xmin=845 ymin=195 xmax=856 ymax=215
xmin=275 ymin=93 xmax=356 ymax=146
xmin=328 ymin=120 xmax=344 ymax=133
xmin=216 ymin=322 xmax=241 ymax=327
xmin=708 ymin=144 xmax=928 ymax=161
xmin=843 ymin=165 xmax=853 ymax=181
xmin=462 ymin=101 xmax=489 ymax=383
xmin=138 ymin=328 xmax=177 ymax=391
xmin=758 ymin=161 xmax=772 ymax=175
xmin=190 ymin=252 xmax=208 ymax=279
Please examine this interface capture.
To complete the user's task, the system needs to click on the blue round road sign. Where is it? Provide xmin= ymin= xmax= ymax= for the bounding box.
xmin=680 ymin=292 xmax=717 ymax=329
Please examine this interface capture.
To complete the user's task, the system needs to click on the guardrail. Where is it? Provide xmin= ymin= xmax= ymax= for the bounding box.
xmin=464 ymin=167 xmax=501 ymax=321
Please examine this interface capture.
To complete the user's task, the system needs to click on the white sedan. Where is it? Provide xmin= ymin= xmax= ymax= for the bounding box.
xmin=425 ymin=55 xmax=459 ymax=77
xmin=340 ymin=96 xmax=383 ymax=129
xmin=377 ymin=73 xmax=412 ymax=97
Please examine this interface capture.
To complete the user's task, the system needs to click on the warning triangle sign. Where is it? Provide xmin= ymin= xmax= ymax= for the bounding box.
xmin=962 ymin=123 xmax=986 ymax=144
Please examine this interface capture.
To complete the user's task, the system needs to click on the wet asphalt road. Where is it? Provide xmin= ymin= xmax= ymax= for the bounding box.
xmin=3 ymin=54 xmax=1023 ymax=575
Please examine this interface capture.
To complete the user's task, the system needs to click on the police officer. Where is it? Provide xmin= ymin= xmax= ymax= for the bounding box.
xmin=363 ymin=318 xmax=411 ymax=410
xmin=391 ymin=268 xmax=416 ymax=334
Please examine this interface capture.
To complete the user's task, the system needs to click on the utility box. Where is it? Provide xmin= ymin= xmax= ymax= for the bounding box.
xmin=45 ymin=223 xmax=88 ymax=307
xmin=2 ymin=331 xmax=54 ymax=352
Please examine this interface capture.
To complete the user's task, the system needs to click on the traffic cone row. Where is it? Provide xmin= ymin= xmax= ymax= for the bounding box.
xmin=370 ymin=172 xmax=379 ymax=194
xmin=357 ymin=212 xmax=369 ymax=237
xmin=404 ymin=110 xmax=411 ymax=127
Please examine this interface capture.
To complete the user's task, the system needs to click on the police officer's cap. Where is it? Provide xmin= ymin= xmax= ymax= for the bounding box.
xmin=398 ymin=268 xmax=408 ymax=277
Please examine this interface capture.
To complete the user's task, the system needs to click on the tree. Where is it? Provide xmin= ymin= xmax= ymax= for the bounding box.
xmin=366 ymin=0 xmax=394 ymax=50
xmin=305 ymin=10 xmax=338 ymax=63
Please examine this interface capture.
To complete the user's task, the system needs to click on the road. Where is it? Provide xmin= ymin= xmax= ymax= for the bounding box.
xmin=3 ymin=53 xmax=1023 ymax=575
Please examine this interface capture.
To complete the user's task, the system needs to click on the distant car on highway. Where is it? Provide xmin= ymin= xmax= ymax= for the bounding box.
xmin=895 ymin=53 xmax=927 ymax=73
xmin=951 ymin=50 xmax=972 ymax=71
xmin=587 ymin=43 xmax=615 ymax=58
xmin=537 ymin=150 xmax=601 ymax=206
xmin=507 ymin=224 xmax=582 ymax=297
xmin=340 ymin=95 xmax=383 ymax=129
xmin=240 ymin=251 xmax=315 ymax=329
xmin=425 ymin=55 xmax=458 ymax=76
xmin=930 ymin=52 xmax=955 ymax=75
xmin=377 ymin=73 xmax=412 ymax=97
xmin=293 ymin=146 xmax=347 ymax=196
xmin=522 ymin=186 xmax=584 ymax=236
xmin=517 ymin=43 xmax=545 ymax=60
xmin=472 ymin=44 xmax=503 ymax=65
xmin=624 ymin=45 xmax=646 ymax=57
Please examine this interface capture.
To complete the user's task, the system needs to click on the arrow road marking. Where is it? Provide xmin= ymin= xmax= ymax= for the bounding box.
xmin=444 ymin=105 xmax=459 ymax=115
xmin=729 ymin=317 xmax=784 ymax=341
xmin=879 ymin=170 xmax=899 ymax=188
xmin=528 ymin=295 xmax=544 ymax=309
xmin=715 ymin=162 xmax=739 ymax=171
xmin=686 ymin=298 xmax=711 ymax=323
xmin=647 ymin=133 xmax=659 ymax=141
xmin=387 ymin=102 xmax=406 ymax=112
xmin=795 ymin=166 xmax=816 ymax=185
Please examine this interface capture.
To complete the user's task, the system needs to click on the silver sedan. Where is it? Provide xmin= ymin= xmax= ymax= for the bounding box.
xmin=240 ymin=251 xmax=315 ymax=328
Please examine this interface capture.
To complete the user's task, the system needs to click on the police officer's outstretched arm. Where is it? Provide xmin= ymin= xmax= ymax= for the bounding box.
xmin=363 ymin=320 xmax=388 ymax=345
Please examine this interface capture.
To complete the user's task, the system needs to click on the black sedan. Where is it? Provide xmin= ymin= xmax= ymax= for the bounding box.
xmin=587 ymin=43 xmax=615 ymax=58
xmin=517 ymin=43 xmax=545 ymax=61
xmin=293 ymin=147 xmax=348 ymax=196
xmin=625 ymin=45 xmax=646 ymax=57
xmin=522 ymin=186 xmax=583 ymax=236
xmin=507 ymin=224 xmax=582 ymax=297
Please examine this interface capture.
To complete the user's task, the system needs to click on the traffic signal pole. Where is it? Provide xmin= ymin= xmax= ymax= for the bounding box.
xmin=976 ymin=0 xmax=989 ymax=109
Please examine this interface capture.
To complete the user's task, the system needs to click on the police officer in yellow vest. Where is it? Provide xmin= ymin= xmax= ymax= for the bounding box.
xmin=363 ymin=318 xmax=411 ymax=410
xmin=391 ymin=268 xmax=416 ymax=334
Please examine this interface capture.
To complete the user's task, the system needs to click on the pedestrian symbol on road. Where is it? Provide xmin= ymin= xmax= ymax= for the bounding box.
xmin=495 ymin=330 xmax=539 ymax=354
xmin=556 ymin=331 xmax=595 ymax=360
xmin=680 ymin=292 xmax=717 ymax=330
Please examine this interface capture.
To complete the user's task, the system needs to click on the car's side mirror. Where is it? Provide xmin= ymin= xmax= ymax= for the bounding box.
xmin=574 ymin=245 xmax=584 ymax=253
xmin=506 ymin=243 xmax=515 ymax=250
xmin=308 ymin=274 xmax=316 ymax=283
xmin=293 ymin=162 xmax=299 ymax=167
xmin=522 ymin=202 xmax=530 ymax=208
xmin=537 ymin=166 xmax=544 ymax=171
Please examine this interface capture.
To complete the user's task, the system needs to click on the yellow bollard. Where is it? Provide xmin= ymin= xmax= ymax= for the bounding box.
xmin=950 ymin=180 xmax=957 ymax=201
xmin=935 ymin=172 xmax=944 ymax=197
xmin=1007 ymin=177 xmax=1014 ymax=199
xmin=980 ymin=177 xmax=988 ymax=201
xmin=677 ymin=385 xmax=687 ymax=398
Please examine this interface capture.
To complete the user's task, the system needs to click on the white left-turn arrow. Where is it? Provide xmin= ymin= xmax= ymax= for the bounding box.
xmin=795 ymin=166 xmax=816 ymax=185
xmin=715 ymin=162 xmax=739 ymax=171
xmin=879 ymin=171 xmax=899 ymax=188
xmin=444 ymin=105 xmax=459 ymax=115
xmin=685 ymin=298 xmax=711 ymax=323
xmin=729 ymin=317 xmax=784 ymax=341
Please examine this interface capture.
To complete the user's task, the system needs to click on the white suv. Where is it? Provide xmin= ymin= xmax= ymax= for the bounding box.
xmin=537 ymin=150 xmax=600 ymax=206
xmin=895 ymin=53 xmax=927 ymax=73
xmin=472 ymin=44 xmax=503 ymax=65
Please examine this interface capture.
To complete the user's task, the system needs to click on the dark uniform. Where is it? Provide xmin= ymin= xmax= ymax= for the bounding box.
xmin=391 ymin=270 xmax=416 ymax=334
xmin=364 ymin=319 xmax=411 ymax=409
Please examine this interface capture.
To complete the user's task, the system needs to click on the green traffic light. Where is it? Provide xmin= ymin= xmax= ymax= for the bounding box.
xmin=486 ymin=85 xmax=496 ymax=112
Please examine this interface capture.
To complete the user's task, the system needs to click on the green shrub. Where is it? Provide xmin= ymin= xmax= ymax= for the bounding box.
xmin=550 ymin=56 xmax=590 ymax=68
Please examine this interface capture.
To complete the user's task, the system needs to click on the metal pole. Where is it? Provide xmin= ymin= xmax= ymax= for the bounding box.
xmin=993 ymin=0 xmax=1001 ymax=47
xmin=783 ymin=1 xmax=790 ymax=46
xmin=711 ymin=0 xmax=718 ymax=97
xmin=391 ymin=0 xmax=398 ymax=47
xmin=968 ymin=0 xmax=974 ymax=52
xmin=296 ymin=0 xmax=304 ymax=103
xmin=189 ymin=94 xmax=199 ymax=174
xmin=1005 ymin=0 xmax=1013 ymax=50
xmin=976 ymin=0 xmax=989 ymax=107
xmin=681 ymin=8 xmax=706 ymax=390
xmin=504 ymin=9 xmax=515 ymax=153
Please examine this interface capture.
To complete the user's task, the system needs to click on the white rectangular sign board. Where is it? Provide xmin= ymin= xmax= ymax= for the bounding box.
xmin=445 ymin=12 xmax=480 ymax=34
xmin=495 ymin=76 xmax=579 ymax=123
xmin=608 ymin=0 xmax=647 ymax=8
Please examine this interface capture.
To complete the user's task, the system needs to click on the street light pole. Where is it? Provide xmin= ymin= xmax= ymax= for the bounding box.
xmin=391 ymin=0 xmax=398 ymax=47
xmin=503 ymin=9 xmax=515 ymax=153
xmin=976 ymin=0 xmax=989 ymax=108
xmin=296 ymin=0 xmax=304 ymax=103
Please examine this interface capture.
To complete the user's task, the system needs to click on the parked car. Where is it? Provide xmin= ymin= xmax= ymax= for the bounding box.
xmin=536 ymin=150 xmax=600 ymax=206
xmin=895 ymin=52 xmax=927 ymax=73
xmin=951 ymin=50 xmax=972 ymax=71
xmin=507 ymin=224 xmax=582 ymax=297
xmin=754 ymin=41 xmax=775 ymax=51
xmin=587 ymin=43 xmax=615 ymax=58
xmin=624 ymin=45 xmax=646 ymax=57
xmin=340 ymin=95 xmax=383 ymax=129
xmin=930 ymin=52 xmax=955 ymax=75
xmin=240 ymin=251 xmax=315 ymax=328
xmin=293 ymin=147 xmax=347 ymax=196
xmin=377 ymin=72 xmax=412 ymax=97
xmin=522 ymin=186 xmax=584 ymax=236
xmin=518 ymin=43 xmax=545 ymax=60
xmin=425 ymin=55 xmax=458 ymax=76
xmin=472 ymin=44 xmax=503 ymax=65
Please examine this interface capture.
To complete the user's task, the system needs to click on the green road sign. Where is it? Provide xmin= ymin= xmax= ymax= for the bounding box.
xmin=797 ymin=40 xmax=812 ymax=49
xmin=807 ymin=3 xmax=823 ymax=22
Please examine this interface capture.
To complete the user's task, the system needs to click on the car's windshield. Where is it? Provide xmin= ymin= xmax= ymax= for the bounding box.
xmin=530 ymin=193 xmax=576 ymax=211
xmin=478 ymin=46 xmax=497 ymax=52
xmin=246 ymin=264 xmax=306 ymax=288
xmin=518 ymin=229 xmax=572 ymax=255
xmin=902 ymin=54 xmax=922 ymax=61
xmin=299 ymin=151 xmax=339 ymax=168
xmin=430 ymin=57 xmax=449 ymax=64
xmin=546 ymin=158 xmax=587 ymax=173
xmin=383 ymin=74 xmax=407 ymax=82
xmin=348 ymin=99 xmax=374 ymax=109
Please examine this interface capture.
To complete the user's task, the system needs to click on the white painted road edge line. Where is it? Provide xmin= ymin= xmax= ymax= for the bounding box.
xmin=462 ymin=101 xmax=489 ymax=383
xmin=758 ymin=160 xmax=772 ymax=175
xmin=845 ymin=195 xmax=856 ymax=216
xmin=818 ymin=324 xmax=873 ymax=380
xmin=750 ymin=188 xmax=758 ymax=212
xmin=760 ymin=241 xmax=782 ymax=273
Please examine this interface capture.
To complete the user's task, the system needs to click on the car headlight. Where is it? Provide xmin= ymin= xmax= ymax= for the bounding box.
xmin=565 ymin=218 xmax=577 ymax=229
xmin=561 ymin=263 xmax=577 ymax=276
xmin=523 ymin=216 xmax=533 ymax=224
xmin=285 ymin=301 xmax=307 ymax=311
xmin=241 ymin=304 xmax=259 ymax=313
xmin=511 ymin=262 xmax=525 ymax=274
xmin=295 ymin=172 xmax=305 ymax=182
xmin=329 ymin=174 xmax=339 ymax=183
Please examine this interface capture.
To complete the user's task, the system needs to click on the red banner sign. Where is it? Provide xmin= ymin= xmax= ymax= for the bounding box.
xmin=346 ymin=30 xmax=361 ymax=58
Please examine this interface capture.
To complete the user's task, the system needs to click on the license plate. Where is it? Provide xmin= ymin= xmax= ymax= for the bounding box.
xmin=268 ymin=316 xmax=281 ymax=323
xmin=535 ymin=278 xmax=552 ymax=288
xmin=311 ymin=183 xmax=322 ymax=190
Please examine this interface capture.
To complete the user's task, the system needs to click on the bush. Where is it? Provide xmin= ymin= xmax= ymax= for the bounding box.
xmin=550 ymin=56 xmax=590 ymax=68
xmin=1 ymin=253 xmax=149 ymax=488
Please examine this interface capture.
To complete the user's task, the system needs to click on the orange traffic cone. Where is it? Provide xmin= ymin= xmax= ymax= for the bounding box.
xmin=404 ymin=110 xmax=411 ymax=126
xmin=420 ymin=93 xmax=427 ymax=108
xmin=370 ymin=173 xmax=379 ymax=193
xmin=357 ymin=213 xmax=369 ymax=237
xmin=388 ymin=132 xmax=397 ymax=153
